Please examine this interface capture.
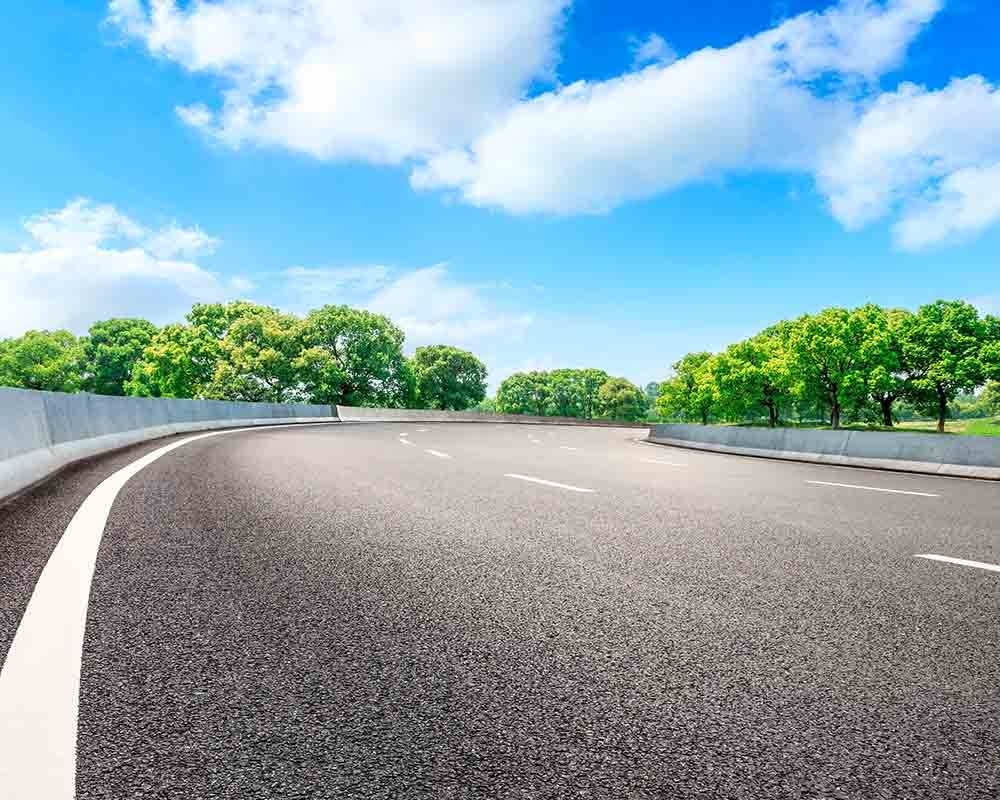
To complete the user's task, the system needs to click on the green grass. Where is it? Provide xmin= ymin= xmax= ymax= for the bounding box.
xmin=719 ymin=417 xmax=1000 ymax=436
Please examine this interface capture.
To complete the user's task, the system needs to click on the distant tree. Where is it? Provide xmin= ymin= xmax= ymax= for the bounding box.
xmin=205 ymin=307 xmax=304 ymax=403
xmin=787 ymin=308 xmax=871 ymax=429
xmin=0 ymin=330 xmax=85 ymax=393
xmin=578 ymin=368 xmax=611 ymax=419
xmin=496 ymin=371 xmax=551 ymax=416
xmin=980 ymin=381 xmax=1000 ymax=417
xmin=657 ymin=352 xmax=717 ymax=424
xmin=547 ymin=369 xmax=585 ymax=417
xmin=596 ymin=377 xmax=646 ymax=421
xmin=296 ymin=305 xmax=410 ymax=406
xmin=713 ymin=326 xmax=792 ymax=427
xmin=411 ymin=345 xmax=488 ymax=410
xmin=902 ymin=300 xmax=989 ymax=432
xmin=127 ymin=324 xmax=217 ymax=398
xmin=83 ymin=318 xmax=158 ymax=396
xmin=856 ymin=307 xmax=912 ymax=427
xmin=474 ymin=396 xmax=497 ymax=414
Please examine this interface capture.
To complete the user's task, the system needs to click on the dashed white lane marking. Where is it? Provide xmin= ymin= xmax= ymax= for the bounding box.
xmin=560 ymin=446 xmax=579 ymax=451
xmin=915 ymin=554 xmax=1000 ymax=573
xmin=398 ymin=432 xmax=408 ymax=437
xmin=0 ymin=423 xmax=332 ymax=800
xmin=417 ymin=428 xmax=429 ymax=433
xmin=400 ymin=438 xmax=415 ymax=446
xmin=805 ymin=480 xmax=939 ymax=498
xmin=640 ymin=458 xmax=686 ymax=467
xmin=425 ymin=449 xmax=452 ymax=459
xmin=504 ymin=474 xmax=595 ymax=493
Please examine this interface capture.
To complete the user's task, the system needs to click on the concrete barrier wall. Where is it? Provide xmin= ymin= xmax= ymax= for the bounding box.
xmin=336 ymin=405 xmax=648 ymax=428
xmin=0 ymin=388 xmax=335 ymax=502
xmin=648 ymin=423 xmax=1000 ymax=479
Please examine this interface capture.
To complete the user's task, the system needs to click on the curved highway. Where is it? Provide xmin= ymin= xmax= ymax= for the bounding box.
xmin=2 ymin=422 xmax=999 ymax=798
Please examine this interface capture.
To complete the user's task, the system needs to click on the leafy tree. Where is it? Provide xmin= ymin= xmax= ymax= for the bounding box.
xmin=411 ymin=345 xmax=488 ymax=410
xmin=980 ymin=381 xmax=1000 ymax=417
xmin=83 ymin=318 xmax=158 ymax=396
xmin=0 ymin=330 xmax=85 ymax=393
xmin=713 ymin=327 xmax=792 ymax=427
xmin=496 ymin=371 xmax=551 ymax=416
xmin=901 ymin=300 xmax=989 ymax=432
xmin=547 ymin=369 xmax=585 ymax=417
xmin=578 ymin=368 xmax=611 ymax=419
xmin=205 ymin=307 xmax=304 ymax=403
xmin=854 ymin=306 xmax=912 ymax=427
xmin=787 ymin=308 xmax=871 ymax=429
xmin=596 ymin=377 xmax=646 ymax=421
xmin=657 ymin=352 xmax=717 ymax=424
xmin=474 ymin=396 xmax=497 ymax=414
xmin=127 ymin=323 xmax=218 ymax=398
xmin=296 ymin=305 xmax=411 ymax=406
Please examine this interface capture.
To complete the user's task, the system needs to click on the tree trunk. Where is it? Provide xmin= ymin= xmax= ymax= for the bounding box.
xmin=701 ymin=409 xmax=708 ymax=425
xmin=830 ymin=401 xmax=841 ymax=430
xmin=766 ymin=402 xmax=777 ymax=428
xmin=880 ymin=396 xmax=894 ymax=427
xmin=937 ymin=390 xmax=947 ymax=433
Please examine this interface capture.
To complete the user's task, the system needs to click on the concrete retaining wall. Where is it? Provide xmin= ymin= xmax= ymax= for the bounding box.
xmin=0 ymin=388 xmax=335 ymax=502
xmin=648 ymin=423 xmax=1000 ymax=479
xmin=336 ymin=405 xmax=648 ymax=428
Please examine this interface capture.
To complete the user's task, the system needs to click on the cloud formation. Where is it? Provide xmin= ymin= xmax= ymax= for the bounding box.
xmin=109 ymin=1 xmax=1000 ymax=248
xmin=0 ymin=199 xmax=242 ymax=337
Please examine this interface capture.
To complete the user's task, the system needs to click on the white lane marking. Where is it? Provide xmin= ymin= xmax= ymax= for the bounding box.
xmin=417 ymin=428 xmax=429 ymax=432
xmin=915 ymin=554 xmax=1000 ymax=573
xmin=805 ymin=480 xmax=939 ymax=498
xmin=560 ymin=446 xmax=579 ymax=451
xmin=504 ymin=474 xmax=595 ymax=493
xmin=399 ymin=432 xmax=408 ymax=437
xmin=400 ymin=438 xmax=415 ymax=446
xmin=0 ymin=424 xmax=322 ymax=800
xmin=425 ymin=449 xmax=452 ymax=459
xmin=640 ymin=458 xmax=686 ymax=467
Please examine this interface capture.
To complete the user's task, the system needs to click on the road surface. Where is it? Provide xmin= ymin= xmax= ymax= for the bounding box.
xmin=1 ymin=422 xmax=999 ymax=798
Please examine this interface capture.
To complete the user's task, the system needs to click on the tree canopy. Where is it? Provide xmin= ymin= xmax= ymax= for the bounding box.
xmin=411 ymin=345 xmax=487 ymax=410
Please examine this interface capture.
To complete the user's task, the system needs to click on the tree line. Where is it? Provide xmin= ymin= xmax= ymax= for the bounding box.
xmin=494 ymin=369 xmax=650 ymax=422
xmin=0 ymin=302 xmax=489 ymax=412
xmin=656 ymin=300 xmax=1000 ymax=432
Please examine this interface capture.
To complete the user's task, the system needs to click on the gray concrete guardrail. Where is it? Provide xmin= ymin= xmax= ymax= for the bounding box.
xmin=0 ymin=388 xmax=336 ymax=503
xmin=647 ymin=423 xmax=1000 ymax=480
xmin=336 ymin=405 xmax=649 ymax=428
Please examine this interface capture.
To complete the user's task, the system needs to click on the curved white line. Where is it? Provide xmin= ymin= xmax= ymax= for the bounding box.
xmin=0 ymin=423 xmax=325 ymax=799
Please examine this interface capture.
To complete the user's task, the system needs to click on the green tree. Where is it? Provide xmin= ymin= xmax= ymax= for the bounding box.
xmin=713 ymin=326 xmax=792 ymax=427
xmin=205 ymin=307 xmax=304 ymax=403
xmin=547 ymin=369 xmax=585 ymax=417
xmin=979 ymin=381 xmax=1000 ymax=416
xmin=787 ymin=308 xmax=872 ymax=429
xmin=656 ymin=352 xmax=717 ymax=424
xmin=83 ymin=318 xmax=158 ymax=396
xmin=496 ymin=371 xmax=551 ymax=416
xmin=127 ymin=323 xmax=217 ymax=398
xmin=596 ymin=377 xmax=646 ymax=422
xmin=296 ymin=305 xmax=411 ymax=406
xmin=853 ymin=307 xmax=912 ymax=427
xmin=901 ymin=300 xmax=989 ymax=432
xmin=411 ymin=345 xmax=488 ymax=410
xmin=0 ymin=330 xmax=85 ymax=393
xmin=578 ymin=368 xmax=611 ymax=419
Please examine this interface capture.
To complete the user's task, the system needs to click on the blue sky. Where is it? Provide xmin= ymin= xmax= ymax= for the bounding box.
xmin=2 ymin=1 xmax=999 ymax=390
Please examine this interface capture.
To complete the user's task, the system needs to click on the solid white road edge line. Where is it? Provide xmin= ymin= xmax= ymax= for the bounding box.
xmin=504 ymin=474 xmax=595 ymax=493
xmin=805 ymin=480 xmax=939 ymax=498
xmin=0 ymin=423 xmax=328 ymax=800
xmin=914 ymin=554 xmax=1000 ymax=573
xmin=425 ymin=449 xmax=452 ymax=459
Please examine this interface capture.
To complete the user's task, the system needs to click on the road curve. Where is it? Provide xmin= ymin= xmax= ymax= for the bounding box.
xmin=2 ymin=422 xmax=1000 ymax=799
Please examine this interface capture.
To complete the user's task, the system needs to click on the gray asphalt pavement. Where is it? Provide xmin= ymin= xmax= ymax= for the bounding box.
xmin=3 ymin=422 xmax=1000 ymax=798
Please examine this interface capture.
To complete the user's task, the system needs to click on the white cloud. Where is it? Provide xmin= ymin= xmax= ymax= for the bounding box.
xmin=412 ymin=0 xmax=941 ymax=214
xmin=0 ymin=199 xmax=240 ymax=336
xmin=145 ymin=222 xmax=220 ymax=258
xmin=366 ymin=265 xmax=533 ymax=344
xmin=631 ymin=33 xmax=676 ymax=68
xmin=109 ymin=0 xmax=568 ymax=163
xmin=817 ymin=76 xmax=1000 ymax=249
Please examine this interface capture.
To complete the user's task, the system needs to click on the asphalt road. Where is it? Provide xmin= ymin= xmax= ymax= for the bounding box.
xmin=2 ymin=422 xmax=1000 ymax=798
